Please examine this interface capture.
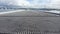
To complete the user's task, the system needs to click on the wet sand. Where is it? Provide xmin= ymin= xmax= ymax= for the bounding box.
xmin=0 ymin=11 xmax=60 ymax=34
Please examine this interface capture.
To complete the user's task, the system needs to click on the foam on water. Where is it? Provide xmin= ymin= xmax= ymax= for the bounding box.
xmin=46 ymin=10 xmax=60 ymax=14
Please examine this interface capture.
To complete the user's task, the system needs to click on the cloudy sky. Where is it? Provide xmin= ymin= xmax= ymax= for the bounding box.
xmin=0 ymin=0 xmax=60 ymax=8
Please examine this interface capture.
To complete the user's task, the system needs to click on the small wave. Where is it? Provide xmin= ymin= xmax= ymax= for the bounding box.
xmin=0 ymin=10 xmax=25 ymax=14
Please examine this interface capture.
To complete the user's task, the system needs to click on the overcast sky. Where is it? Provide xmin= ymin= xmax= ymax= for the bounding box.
xmin=0 ymin=0 xmax=60 ymax=8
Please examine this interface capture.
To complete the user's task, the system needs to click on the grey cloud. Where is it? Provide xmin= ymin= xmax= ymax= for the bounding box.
xmin=0 ymin=0 xmax=60 ymax=8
